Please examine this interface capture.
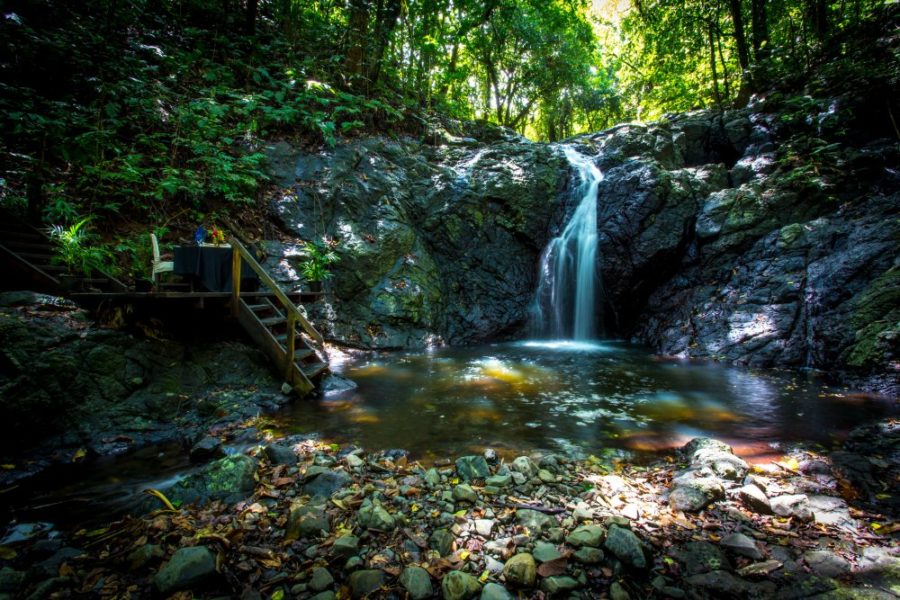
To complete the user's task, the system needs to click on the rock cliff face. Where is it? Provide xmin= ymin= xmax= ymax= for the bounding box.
xmin=265 ymin=132 xmax=568 ymax=348
xmin=263 ymin=101 xmax=897 ymax=391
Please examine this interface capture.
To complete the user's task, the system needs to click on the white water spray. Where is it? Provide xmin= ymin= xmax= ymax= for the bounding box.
xmin=532 ymin=146 xmax=603 ymax=340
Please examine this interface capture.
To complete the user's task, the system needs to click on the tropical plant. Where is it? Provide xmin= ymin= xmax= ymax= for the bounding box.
xmin=47 ymin=217 xmax=115 ymax=276
xmin=299 ymin=239 xmax=340 ymax=283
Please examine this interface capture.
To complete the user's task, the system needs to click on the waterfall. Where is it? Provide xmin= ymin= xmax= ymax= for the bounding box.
xmin=532 ymin=146 xmax=603 ymax=340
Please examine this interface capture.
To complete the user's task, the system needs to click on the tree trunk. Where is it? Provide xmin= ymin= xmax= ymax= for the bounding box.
xmin=751 ymin=0 xmax=769 ymax=60
xmin=708 ymin=21 xmax=722 ymax=105
xmin=244 ymin=0 xmax=258 ymax=35
xmin=345 ymin=0 xmax=370 ymax=91
xmin=367 ymin=0 xmax=402 ymax=89
xmin=808 ymin=0 xmax=828 ymax=41
xmin=729 ymin=0 xmax=751 ymax=71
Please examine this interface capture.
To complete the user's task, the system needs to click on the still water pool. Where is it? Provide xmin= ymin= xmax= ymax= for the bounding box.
xmin=277 ymin=340 xmax=892 ymax=461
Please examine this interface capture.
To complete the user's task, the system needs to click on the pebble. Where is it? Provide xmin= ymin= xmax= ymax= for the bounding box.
xmin=453 ymin=484 xmax=478 ymax=503
xmin=474 ymin=519 xmax=495 ymax=537
xmin=429 ymin=529 xmax=455 ymax=557
xmin=455 ymin=456 xmax=491 ymax=481
xmin=604 ymin=525 xmax=646 ymax=569
xmin=308 ymin=567 xmax=334 ymax=592
xmin=533 ymin=541 xmax=562 ymax=563
xmin=153 ymin=546 xmax=217 ymax=594
xmin=442 ymin=570 xmax=481 ymax=600
xmin=566 ymin=524 xmax=605 ymax=548
xmin=738 ymin=483 xmax=772 ymax=514
xmin=349 ymin=570 xmax=384 ymax=598
xmin=540 ymin=576 xmax=580 ymax=595
xmin=480 ymin=582 xmax=514 ymax=600
xmin=511 ymin=456 xmax=538 ymax=478
xmin=573 ymin=546 xmax=605 ymax=564
xmin=720 ymin=532 xmax=764 ymax=560
xmin=770 ymin=494 xmax=813 ymax=521
xmin=332 ymin=535 xmax=360 ymax=557
xmin=503 ymin=552 xmax=536 ymax=587
xmin=516 ymin=509 xmax=555 ymax=532
xmin=399 ymin=566 xmax=433 ymax=600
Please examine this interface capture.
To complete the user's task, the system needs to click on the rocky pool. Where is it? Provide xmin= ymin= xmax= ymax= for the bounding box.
xmin=277 ymin=340 xmax=893 ymax=462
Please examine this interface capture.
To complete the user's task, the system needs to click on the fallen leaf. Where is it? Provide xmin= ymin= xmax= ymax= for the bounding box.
xmin=537 ymin=557 xmax=568 ymax=577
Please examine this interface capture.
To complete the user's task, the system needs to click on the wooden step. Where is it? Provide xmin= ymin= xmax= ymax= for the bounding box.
xmin=2 ymin=240 xmax=53 ymax=252
xmin=301 ymin=362 xmax=328 ymax=379
xmin=260 ymin=316 xmax=286 ymax=326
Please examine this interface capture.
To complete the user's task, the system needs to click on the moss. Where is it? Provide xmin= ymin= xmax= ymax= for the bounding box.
xmin=845 ymin=268 xmax=900 ymax=368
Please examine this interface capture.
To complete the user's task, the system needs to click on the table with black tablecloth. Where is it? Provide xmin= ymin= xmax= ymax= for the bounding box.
xmin=173 ymin=244 xmax=258 ymax=292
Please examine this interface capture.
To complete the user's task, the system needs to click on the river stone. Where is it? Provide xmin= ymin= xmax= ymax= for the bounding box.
xmin=680 ymin=438 xmax=733 ymax=459
xmin=486 ymin=474 xmax=512 ymax=487
xmin=430 ymin=529 xmax=455 ymax=556
xmin=770 ymin=494 xmax=813 ymax=521
xmin=263 ymin=442 xmax=296 ymax=465
xmin=333 ymin=534 xmax=360 ymax=557
xmin=538 ymin=469 xmax=556 ymax=483
xmin=474 ymin=519 xmax=495 ymax=537
xmin=480 ymin=582 xmax=514 ymax=600
xmin=153 ymin=546 xmax=218 ymax=594
xmin=691 ymin=449 xmax=749 ymax=481
xmin=566 ymin=525 xmax=605 ymax=547
xmin=399 ymin=566 xmax=433 ymax=600
xmin=738 ymin=484 xmax=772 ymax=514
xmin=516 ymin=509 xmax=555 ymax=532
xmin=455 ymin=456 xmax=491 ymax=481
xmin=345 ymin=453 xmax=365 ymax=468
xmin=503 ymin=553 xmax=536 ymax=587
xmin=573 ymin=546 xmax=605 ymax=564
xmin=720 ymin=533 xmax=763 ymax=559
xmin=803 ymin=550 xmax=851 ymax=577
xmin=442 ymin=570 xmax=481 ymax=600
xmin=424 ymin=468 xmax=442 ymax=487
xmin=168 ymin=454 xmax=257 ymax=507
xmin=610 ymin=581 xmax=630 ymax=600
xmin=349 ymin=570 xmax=384 ymax=598
xmin=533 ymin=541 xmax=562 ymax=563
xmin=302 ymin=469 xmax=351 ymax=498
xmin=807 ymin=495 xmax=854 ymax=528
xmin=604 ymin=525 xmax=646 ymax=569
xmin=286 ymin=503 xmax=330 ymax=539
xmin=511 ymin=456 xmax=538 ymax=478
xmin=357 ymin=502 xmax=396 ymax=530
xmin=127 ymin=543 xmax=164 ymax=570
xmin=540 ymin=576 xmax=580 ymax=596
xmin=453 ymin=484 xmax=477 ymax=503
xmin=311 ymin=593 xmax=336 ymax=600
xmin=190 ymin=436 xmax=224 ymax=462
xmin=0 ymin=567 xmax=24 ymax=593
xmin=309 ymin=567 xmax=334 ymax=592
xmin=674 ymin=542 xmax=730 ymax=575
xmin=669 ymin=471 xmax=725 ymax=512
xmin=684 ymin=570 xmax=772 ymax=598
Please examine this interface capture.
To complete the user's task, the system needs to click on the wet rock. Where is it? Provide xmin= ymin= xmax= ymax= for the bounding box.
xmin=603 ymin=525 xmax=647 ymax=569
xmin=302 ymin=469 xmax=351 ymax=498
xmin=537 ymin=469 xmax=556 ymax=483
xmin=540 ymin=576 xmax=580 ymax=596
xmin=674 ymin=542 xmax=731 ymax=576
xmin=566 ymin=524 xmax=605 ymax=547
xmin=770 ymin=494 xmax=813 ymax=521
xmin=503 ymin=552 xmax=537 ymax=587
xmin=345 ymin=453 xmax=364 ymax=468
xmin=189 ymin=436 xmax=223 ymax=462
xmin=430 ymin=529 xmax=455 ymax=556
xmin=453 ymin=484 xmax=477 ymax=503
xmin=669 ymin=470 xmax=725 ymax=512
xmin=153 ymin=546 xmax=218 ymax=594
xmin=286 ymin=502 xmax=330 ymax=539
xmin=516 ymin=509 xmax=555 ymax=532
xmin=690 ymin=448 xmax=749 ymax=481
xmin=309 ymin=567 xmax=334 ymax=592
xmin=357 ymin=501 xmax=396 ymax=531
xmin=486 ymin=474 xmax=512 ymax=487
xmin=803 ymin=550 xmax=851 ymax=578
xmin=610 ymin=581 xmax=630 ymax=600
xmin=320 ymin=374 xmax=358 ymax=395
xmin=349 ymin=570 xmax=384 ymax=598
xmin=167 ymin=454 xmax=258 ymax=508
xmin=127 ymin=543 xmax=164 ymax=570
xmin=442 ymin=570 xmax=481 ymax=600
xmin=738 ymin=483 xmax=772 ymax=514
xmin=0 ymin=567 xmax=24 ymax=593
xmin=684 ymin=570 xmax=764 ymax=598
xmin=720 ymin=532 xmax=764 ymax=560
xmin=511 ymin=456 xmax=538 ymax=478
xmin=399 ymin=566 xmax=433 ymax=600
xmin=455 ymin=456 xmax=491 ymax=481
xmin=332 ymin=534 xmax=360 ymax=557
xmin=533 ymin=541 xmax=562 ymax=563
xmin=573 ymin=546 xmax=605 ymax=564
xmin=263 ymin=442 xmax=296 ymax=465
xmin=737 ymin=559 xmax=783 ymax=578
xmin=480 ymin=582 xmax=514 ymax=600
xmin=311 ymin=593 xmax=336 ymax=600
xmin=424 ymin=468 xmax=441 ymax=487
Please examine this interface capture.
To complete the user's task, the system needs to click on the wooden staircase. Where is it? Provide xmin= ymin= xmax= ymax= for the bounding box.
xmin=230 ymin=238 xmax=329 ymax=396
xmin=0 ymin=217 xmax=127 ymax=294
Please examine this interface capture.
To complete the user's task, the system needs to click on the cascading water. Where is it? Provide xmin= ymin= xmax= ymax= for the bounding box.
xmin=532 ymin=146 xmax=603 ymax=340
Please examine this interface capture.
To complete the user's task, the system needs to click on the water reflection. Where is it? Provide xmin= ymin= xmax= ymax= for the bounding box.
xmin=278 ymin=342 xmax=894 ymax=458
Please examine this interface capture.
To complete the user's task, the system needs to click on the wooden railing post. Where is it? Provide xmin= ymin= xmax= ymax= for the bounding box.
xmin=285 ymin=311 xmax=296 ymax=381
xmin=231 ymin=244 xmax=241 ymax=317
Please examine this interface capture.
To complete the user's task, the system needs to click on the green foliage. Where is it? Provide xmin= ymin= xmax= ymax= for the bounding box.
xmin=47 ymin=217 xmax=116 ymax=276
xmin=299 ymin=239 xmax=340 ymax=282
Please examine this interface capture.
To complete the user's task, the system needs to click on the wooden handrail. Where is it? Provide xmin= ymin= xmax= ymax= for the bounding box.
xmin=229 ymin=237 xmax=324 ymax=346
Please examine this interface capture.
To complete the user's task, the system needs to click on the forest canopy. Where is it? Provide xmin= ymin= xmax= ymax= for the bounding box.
xmin=0 ymin=0 xmax=891 ymax=248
